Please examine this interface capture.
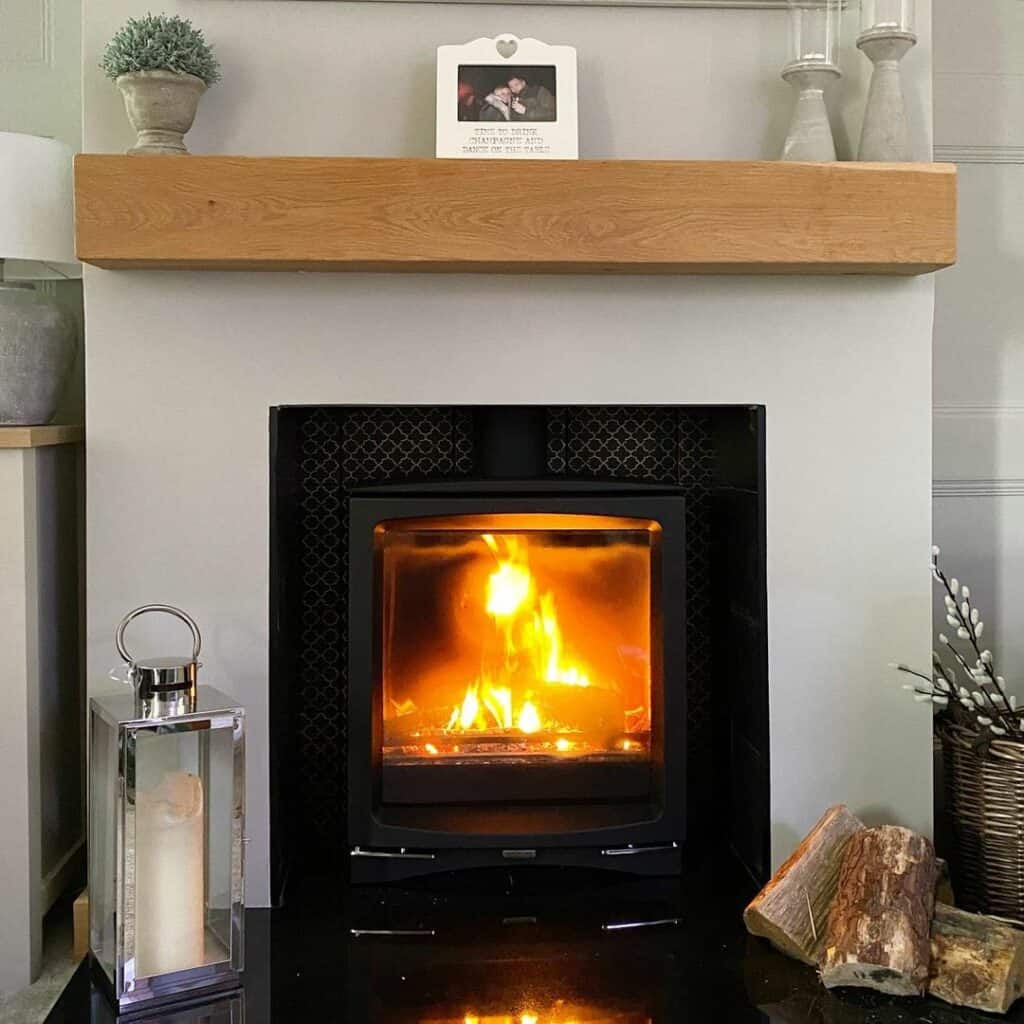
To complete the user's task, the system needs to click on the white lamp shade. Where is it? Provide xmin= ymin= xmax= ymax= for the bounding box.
xmin=0 ymin=131 xmax=79 ymax=280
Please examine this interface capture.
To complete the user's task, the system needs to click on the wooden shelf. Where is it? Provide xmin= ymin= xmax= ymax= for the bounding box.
xmin=0 ymin=425 xmax=83 ymax=449
xmin=74 ymin=156 xmax=956 ymax=276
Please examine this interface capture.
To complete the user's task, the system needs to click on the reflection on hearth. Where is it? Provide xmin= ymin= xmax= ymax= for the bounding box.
xmin=421 ymin=1007 xmax=647 ymax=1024
xmin=345 ymin=873 xmax=684 ymax=1024
xmin=51 ymin=855 xmax=1024 ymax=1024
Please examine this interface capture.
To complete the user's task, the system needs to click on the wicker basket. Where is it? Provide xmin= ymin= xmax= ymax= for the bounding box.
xmin=940 ymin=719 xmax=1024 ymax=924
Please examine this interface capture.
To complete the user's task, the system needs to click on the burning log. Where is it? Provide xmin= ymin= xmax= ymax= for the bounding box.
xmin=537 ymin=684 xmax=625 ymax=738
xmin=383 ymin=683 xmax=630 ymax=752
xmin=820 ymin=826 xmax=937 ymax=996
xmin=382 ymin=708 xmax=446 ymax=747
xmin=744 ymin=805 xmax=864 ymax=965
xmin=929 ymin=903 xmax=1024 ymax=1013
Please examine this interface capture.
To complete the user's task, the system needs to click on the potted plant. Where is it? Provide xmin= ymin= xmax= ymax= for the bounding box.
xmin=101 ymin=13 xmax=221 ymax=156
xmin=892 ymin=546 xmax=1023 ymax=923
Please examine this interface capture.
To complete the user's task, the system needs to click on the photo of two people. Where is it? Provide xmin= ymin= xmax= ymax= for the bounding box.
xmin=457 ymin=65 xmax=557 ymax=123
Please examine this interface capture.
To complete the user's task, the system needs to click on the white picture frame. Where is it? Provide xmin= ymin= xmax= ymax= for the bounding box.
xmin=436 ymin=35 xmax=579 ymax=160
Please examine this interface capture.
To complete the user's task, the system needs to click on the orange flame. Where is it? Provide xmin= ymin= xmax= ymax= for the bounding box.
xmin=445 ymin=535 xmax=595 ymax=737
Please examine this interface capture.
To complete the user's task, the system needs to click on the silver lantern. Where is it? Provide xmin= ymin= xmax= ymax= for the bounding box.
xmin=89 ymin=605 xmax=245 ymax=1011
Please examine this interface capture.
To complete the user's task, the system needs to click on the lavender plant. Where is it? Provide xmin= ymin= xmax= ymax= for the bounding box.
xmin=891 ymin=546 xmax=1019 ymax=739
xmin=101 ymin=14 xmax=221 ymax=84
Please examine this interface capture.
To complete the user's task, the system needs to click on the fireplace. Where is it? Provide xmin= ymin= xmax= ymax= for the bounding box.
xmin=347 ymin=485 xmax=686 ymax=880
xmin=270 ymin=406 xmax=768 ymax=895
xmin=379 ymin=512 xmax=659 ymax=775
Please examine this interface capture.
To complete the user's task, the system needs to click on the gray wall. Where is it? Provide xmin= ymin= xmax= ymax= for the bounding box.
xmin=83 ymin=0 xmax=937 ymax=907
xmin=932 ymin=0 xmax=1024 ymax=699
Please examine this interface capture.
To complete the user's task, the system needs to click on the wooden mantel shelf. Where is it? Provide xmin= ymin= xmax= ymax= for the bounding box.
xmin=74 ymin=156 xmax=956 ymax=276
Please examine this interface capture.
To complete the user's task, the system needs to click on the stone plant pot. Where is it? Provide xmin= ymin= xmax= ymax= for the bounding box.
xmin=0 ymin=286 xmax=76 ymax=425
xmin=116 ymin=70 xmax=207 ymax=155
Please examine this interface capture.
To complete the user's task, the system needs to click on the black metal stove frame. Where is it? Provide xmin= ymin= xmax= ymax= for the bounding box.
xmin=269 ymin=405 xmax=769 ymax=901
xmin=346 ymin=481 xmax=686 ymax=882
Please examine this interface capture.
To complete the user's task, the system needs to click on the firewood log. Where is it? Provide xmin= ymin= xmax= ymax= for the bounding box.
xmin=820 ymin=826 xmax=937 ymax=996
xmin=744 ymin=805 xmax=864 ymax=965
xmin=537 ymin=685 xmax=625 ymax=737
xmin=929 ymin=902 xmax=1024 ymax=1013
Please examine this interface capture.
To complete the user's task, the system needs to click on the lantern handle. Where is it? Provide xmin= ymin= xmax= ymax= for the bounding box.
xmin=115 ymin=604 xmax=203 ymax=665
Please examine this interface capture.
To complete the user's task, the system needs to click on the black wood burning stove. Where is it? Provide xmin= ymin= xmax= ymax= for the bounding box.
xmin=270 ymin=405 xmax=769 ymax=899
xmin=346 ymin=480 xmax=686 ymax=881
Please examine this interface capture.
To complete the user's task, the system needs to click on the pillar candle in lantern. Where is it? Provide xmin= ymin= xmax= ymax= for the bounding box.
xmin=134 ymin=770 xmax=206 ymax=977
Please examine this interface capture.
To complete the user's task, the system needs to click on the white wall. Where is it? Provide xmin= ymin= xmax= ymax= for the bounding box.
xmin=933 ymin=1 xmax=1024 ymax=694
xmin=83 ymin=1 xmax=934 ymax=160
xmin=82 ymin=0 xmax=936 ymax=907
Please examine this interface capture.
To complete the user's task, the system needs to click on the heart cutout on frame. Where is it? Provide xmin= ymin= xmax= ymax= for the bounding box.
xmin=496 ymin=37 xmax=518 ymax=59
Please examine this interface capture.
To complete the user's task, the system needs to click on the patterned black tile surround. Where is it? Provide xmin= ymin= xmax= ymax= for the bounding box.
xmin=269 ymin=406 xmax=766 ymax=899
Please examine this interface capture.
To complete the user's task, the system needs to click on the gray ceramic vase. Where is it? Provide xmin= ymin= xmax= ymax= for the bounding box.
xmin=0 ymin=286 xmax=76 ymax=425
xmin=117 ymin=70 xmax=207 ymax=155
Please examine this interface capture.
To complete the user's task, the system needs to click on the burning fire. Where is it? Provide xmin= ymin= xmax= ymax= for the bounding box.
xmin=381 ymin=516 xmax=654 ymax=761
xmin=443 ymin=534 xmax=597 ymax=738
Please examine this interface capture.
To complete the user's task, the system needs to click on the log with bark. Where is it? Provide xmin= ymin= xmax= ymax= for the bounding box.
xmin=820 ymin=825 xmax=938 ymax=996
xmin=743 ymin=804 xmax=864 ymax=965
xmin=929 ymin=902 xmax=1024 ymax=1014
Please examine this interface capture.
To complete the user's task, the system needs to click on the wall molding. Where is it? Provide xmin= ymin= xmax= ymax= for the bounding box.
xmin=0 ymin=0 xmax=53 ymax=67
xmin=934 ymin=146 xmax=1024 ymax=165
xmin=933 ymin=405 xmax=1024 ymax=485
xmin=934 ymin=403 xmax=1024 ymax=417
xmin=934 ymin=479 xmax=1024 ymax=497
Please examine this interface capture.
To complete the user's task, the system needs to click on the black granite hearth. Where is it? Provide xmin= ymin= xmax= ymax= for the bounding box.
xmin=46 ymin=848 xmax=1024 ymax=1024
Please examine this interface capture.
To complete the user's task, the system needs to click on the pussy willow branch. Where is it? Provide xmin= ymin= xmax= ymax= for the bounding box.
xmin=944 ymin=640 xmax=1005 ymax=718
xmin=933 ymin=558 xmax=1019 ymax=732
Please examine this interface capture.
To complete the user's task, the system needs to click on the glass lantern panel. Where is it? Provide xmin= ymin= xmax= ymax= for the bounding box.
xmin=88 ymin=708 xmax=118 ymax=984
xmin=861 ymin=0 xmax=914 ymax=32
xmin=203 ymin=724 xmax=240 ymax=956
xmin=131 ymin=724 xmax=235 ymax=980
xmin=787 ymin=1 xmax=841 ymax=65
